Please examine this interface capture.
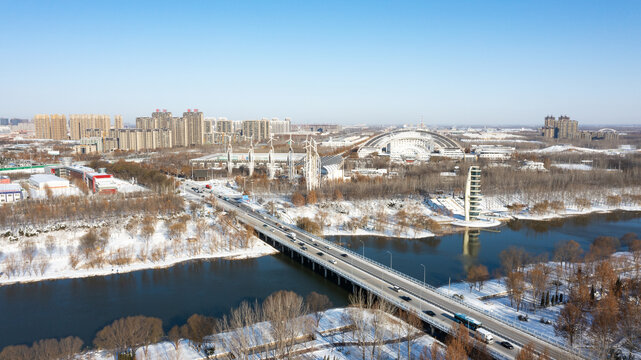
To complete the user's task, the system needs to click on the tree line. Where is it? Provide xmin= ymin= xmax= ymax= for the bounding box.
xmin=0 ymin=192 xmax=184 ymax=231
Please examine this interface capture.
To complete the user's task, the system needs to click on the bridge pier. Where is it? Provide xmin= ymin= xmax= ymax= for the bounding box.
xmin=301 ymin=256 xmax=303 ymax=264
xmin=337 ymin=276 xmax=340 ymax=286
xmin=312 ymin=262 xmax=315 ymax=271
xmin=324 ymin=268 xmax=327 ymax=277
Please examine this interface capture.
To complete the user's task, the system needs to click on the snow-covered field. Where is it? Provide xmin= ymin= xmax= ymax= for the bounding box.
xmin=280 ymin=198 xmax=438 ymax=239
xmin=78 ymin=308 xmax=443 ymax=360
xmin=0 ymin=212 xmax=276 ymax=286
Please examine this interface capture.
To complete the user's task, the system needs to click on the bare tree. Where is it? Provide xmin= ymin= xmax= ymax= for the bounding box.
xmin=183 ymin=314 xmax=217 ymax=353
xmin=306 ymin=291 xmax=333 ymax=328
xmin=515 ymin=342 xmax=536 ymax=360
xmin=262 ymin=290 xmax=311 ymax=359
xmin=528 ymin=263 xmax=549 ymax=307
xmin=554 ymin=302 xmax=587 ymax=347
xmin=446 ymin=323 xmax=471 ymax=360
xmin=400 ymin=309 xmax=422 ymax=360
xmin=505 ymin=270 xmax=526 ymax=311
xmin=58 ymin=336 xmax=84 ymax=360
xmin=588 ymin=294 xmax=619 ymax=359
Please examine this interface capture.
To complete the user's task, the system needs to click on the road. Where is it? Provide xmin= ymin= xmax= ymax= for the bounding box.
xmin=182 ymin=182 xmax=582 ymax=360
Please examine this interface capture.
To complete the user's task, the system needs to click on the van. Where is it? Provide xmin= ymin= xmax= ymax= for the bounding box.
xmin=476 ymin=328 xmax=494 ymax=344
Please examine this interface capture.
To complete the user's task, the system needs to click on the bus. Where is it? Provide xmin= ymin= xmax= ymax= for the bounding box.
xmin=454 ymin=313 xmax=482 ymax=330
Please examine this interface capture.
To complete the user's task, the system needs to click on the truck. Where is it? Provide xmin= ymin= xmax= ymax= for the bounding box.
xmin=475 ymin=328 xmax=494 ymax=344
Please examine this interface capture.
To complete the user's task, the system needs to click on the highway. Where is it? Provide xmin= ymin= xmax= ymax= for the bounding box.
xmin=182 ymin=183 xmax=582 ymax=360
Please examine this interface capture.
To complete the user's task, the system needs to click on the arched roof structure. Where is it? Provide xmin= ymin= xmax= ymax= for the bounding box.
xmin=358 ymin=129 xmax=463 ymax=159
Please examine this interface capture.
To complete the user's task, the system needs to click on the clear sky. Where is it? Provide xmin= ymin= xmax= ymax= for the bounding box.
xmin=1 ymin=1 xmax=640 ymax=126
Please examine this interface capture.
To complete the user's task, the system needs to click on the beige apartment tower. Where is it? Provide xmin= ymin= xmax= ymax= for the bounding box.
xmin=114 ymin=115 xmax=123 ymax=129
xmin=35 ymin=114 xmax=67 ymax=140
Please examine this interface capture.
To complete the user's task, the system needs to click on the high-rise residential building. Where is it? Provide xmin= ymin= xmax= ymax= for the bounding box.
xmin=34 ymin=114 xmax=51 ymax=139
xmin=183 ymin=109 xmax=204 ymax=146
xmin=114 ymin=115 xmax=123 ymax=129
xmin=50 ymin=114 xmax=68 ymax=140
xmin=269 ymin=117 xmax=291 ymax=134
xmin=541 ymin=115 xmax=579 ymax=139
xmin=242 ymin=119 xmax=270 ymax=141
xmin=171 ymin=116 xmax=187 ymax=147
xmin=464 ymin=166 xmax=482 ymax=221
xmin=69 ymin=114 xmax=111 ymax=139
xmin=152 ymin=109 xmax=172 ymax=129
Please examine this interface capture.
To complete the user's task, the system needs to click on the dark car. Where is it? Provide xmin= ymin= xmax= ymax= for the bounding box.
xmin=423 ymin=310 xmax=436 ymax=317
xmin=316 ymin=252 xmax=324 ymax=256
xmin=341 ymin=253 xmax=348 ymax=257
xmin=399 ymin=295 xmax=411 ymax=302
xmin=517 ymin=314 xmax=529 ymax=322
xmin=301 ymin=246 xmax=307 ymax=250
xmin=499 ymin=341 xmax=514 ymax=350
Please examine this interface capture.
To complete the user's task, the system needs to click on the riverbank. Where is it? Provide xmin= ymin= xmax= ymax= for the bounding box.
xmin=77 ymin=308 xmax=441 ymax=360
xmin=0 ymin=213 xmax=277 ymax=286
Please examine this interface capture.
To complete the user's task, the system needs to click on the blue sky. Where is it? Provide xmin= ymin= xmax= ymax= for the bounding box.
xmin=1 ymin=1 xmax=640 ymax=126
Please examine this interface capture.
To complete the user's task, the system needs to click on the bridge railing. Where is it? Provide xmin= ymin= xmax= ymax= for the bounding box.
xmin=262 ymin=212 xmax=584 ymax=357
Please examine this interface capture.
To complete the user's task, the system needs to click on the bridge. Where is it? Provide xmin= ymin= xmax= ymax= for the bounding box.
xmin=358 ymin=128 xmax=464 ymax=160
xmin=204 ymin=194 xmax=583 ymax=360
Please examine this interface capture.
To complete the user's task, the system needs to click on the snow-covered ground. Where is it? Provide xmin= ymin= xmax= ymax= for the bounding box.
xmin=551 ymin=163 xmax=593 ymax=171
xmin=484 ymin=189 xmax=641 ymax=221
xmin=280 ymin=198 xmax=438 ymax=239
xmin=111 ymin=177 xmax=147 ymax=193
xmin=529 ymin=144 xmax=640 ymax=156
xmin=78 ymin=308 xmax=443 ymax=360
xmin=0 ymin=212 xmax=276 ymax=286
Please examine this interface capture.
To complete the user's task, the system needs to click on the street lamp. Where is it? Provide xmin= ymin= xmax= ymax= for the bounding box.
xmin=420 ymin=263 xmax=426 ymax=312
xmin=358 ymin=240 xmax=365 ymax=258
xmin=385 ymin=251 xmax=392 ymax=269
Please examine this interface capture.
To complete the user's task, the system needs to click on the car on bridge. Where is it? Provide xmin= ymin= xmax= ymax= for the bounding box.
xmin=399 ymin=295 xmax=411 ymax=302
xmin=316 ymin=252 xmax=324 ymax=256
xmin=423 ymin=310 xmax=436 ymax=317
xmin=328 ymin=259 xmax=337 ymax=264
xmin=499 ymin=341 xmax=514 ymax=350
xmin=391 ymin=285 xmax=401 ymax=292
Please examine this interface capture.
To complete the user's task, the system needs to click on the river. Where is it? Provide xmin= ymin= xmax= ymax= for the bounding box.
xmin=1 ymin=211 xmax=640 ymax=349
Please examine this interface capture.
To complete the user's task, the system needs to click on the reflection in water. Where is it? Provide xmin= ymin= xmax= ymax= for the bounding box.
xmin=462 ymin=229 xmax=481 ymax=258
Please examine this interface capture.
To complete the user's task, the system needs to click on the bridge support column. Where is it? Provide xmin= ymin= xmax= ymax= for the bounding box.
xmin=324 ymin=268 xmax=327 ymax=277
xmin=337 ymin=276 xmax=341 ymax=286
xmin=301 ymin=256 xmax=303 ymax=264
xmin=312 ymin=262 xmax=315 ymax=271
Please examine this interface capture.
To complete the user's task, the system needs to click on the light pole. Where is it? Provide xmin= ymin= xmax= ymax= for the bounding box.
xmin=385 ymin=251 xmax=392 ymax=269
xmin=420 ymin=263 xmax=426 ymax=311
xmin=358 ymin=240 xmax=365 ymax=258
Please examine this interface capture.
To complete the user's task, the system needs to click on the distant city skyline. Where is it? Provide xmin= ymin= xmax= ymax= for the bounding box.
xmin=1 ymin=1 xmax=640 ymax=125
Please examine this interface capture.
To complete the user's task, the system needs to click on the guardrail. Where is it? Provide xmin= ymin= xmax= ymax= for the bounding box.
xmin=225 ymin=200 xmax=584 ymax=359
xmin=256 ymin=210 xmax=585 ymax=359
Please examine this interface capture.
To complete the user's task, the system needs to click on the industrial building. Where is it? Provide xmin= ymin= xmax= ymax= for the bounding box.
xmin=46 ymin=165 xmax=117 ymax=194
xmin=29 ymin=174 xmax=70 ymax=190
xmin=0 ymin=183 xmax=23 ymax=203
xmin=0 ymin=175 xmax=10 ymax=184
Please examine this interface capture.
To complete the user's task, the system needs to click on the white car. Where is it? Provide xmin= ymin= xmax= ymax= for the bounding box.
xmin=329 ymin=259 xmax=337 ymax=264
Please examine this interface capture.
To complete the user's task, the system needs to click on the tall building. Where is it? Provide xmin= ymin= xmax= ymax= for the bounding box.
xmin=183 ymin=109 xmax=204 ymax=146
xmin=242 ymin=119 xmax=270 ymax=141
xmin=464 ymin=166 xmax=482 ymax=221
xmin=34 ymin=114 xmax=51 ymax=139
xmin=171 ymin=116 xmax=187 ymax=147
xmin=270 ymin=117 xmax=291 ymax=134
xmin=69 ymin=114 xmax=111 ymax=139
xmin=114 ymin=115 xmax=123 ymax=129
xmin=541 ymin=115 xmax=579 ymax=139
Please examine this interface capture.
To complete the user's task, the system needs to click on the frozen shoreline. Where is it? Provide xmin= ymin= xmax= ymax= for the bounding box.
xmin=0 ymin=243 xmax=277 ymax=287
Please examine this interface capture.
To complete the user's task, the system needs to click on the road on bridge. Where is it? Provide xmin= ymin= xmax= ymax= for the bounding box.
xmin=182 ymin=182 xmax=582 ymax=360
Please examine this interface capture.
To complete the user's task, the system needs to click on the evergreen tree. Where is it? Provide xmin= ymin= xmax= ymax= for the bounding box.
xmin=559 ymin=293 xmax=563 ymax=303
xmin=540 ymin=294 xmax=546 ymax=307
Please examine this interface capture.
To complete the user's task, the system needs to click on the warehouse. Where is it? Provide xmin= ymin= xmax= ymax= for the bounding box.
xmin=0 ymin=183 xmax=23 ymax=203
xmin=29 ymin=174 xmax=70 ymax=190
